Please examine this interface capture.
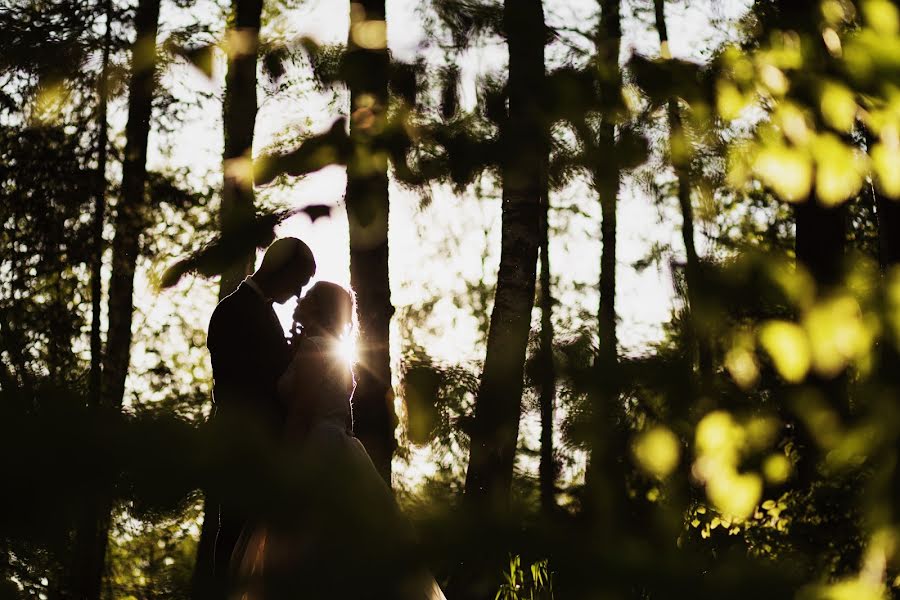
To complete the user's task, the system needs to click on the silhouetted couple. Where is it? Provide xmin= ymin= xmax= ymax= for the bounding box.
xmin=201 ymin=238 xmax=445 ymax=600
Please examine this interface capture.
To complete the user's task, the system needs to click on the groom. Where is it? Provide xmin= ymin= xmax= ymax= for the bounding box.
xmin=201 ymin=237 xmax=316 ymax=599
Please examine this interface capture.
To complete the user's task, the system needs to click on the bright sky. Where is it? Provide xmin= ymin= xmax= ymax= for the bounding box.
xmin=143 ymin=0 xmax=751 ymax=486
xmin=254 ymin=0 xmax=750 ymax=358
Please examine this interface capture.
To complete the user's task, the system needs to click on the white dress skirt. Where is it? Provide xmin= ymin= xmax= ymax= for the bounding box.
xmin=231 ymin=336 xmax=446 ymax=600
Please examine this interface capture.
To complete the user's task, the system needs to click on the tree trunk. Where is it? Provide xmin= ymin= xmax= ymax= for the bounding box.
xmin=866 ymin=129 xmax=900 ymax=271
xmin=345 ymin=0 xmax=396 ymax=482
xmin=68 ymin=4 xmax=113 ymax=595
xmin=101 ymin=0 xmax=161 ymax=410
xmin=89 ymin=0 xmax=112 ymax=407
xmin=795 ymin=200 xmax=845 ymax=289
xmin=876 ymin=186 xmax=900 ymax=270
xmin=653 ymin=0 xmax=712 ymax=380
xmin=464 ymin=0 xmax=545 ymax=511
xmin=583 ymin=0 xmax=624 ymax=526
xmin=792 ymin=193 xmax=848 ymax=486
xmin=80 ymin=1 xmax=161 ymax=598
xmin=218 ymin=0 xmax=263 ymax=300
xmin=537 ymin=155 xmax=557 ymax=514
xmin=192 ymin=2 xmax=264 ymax=596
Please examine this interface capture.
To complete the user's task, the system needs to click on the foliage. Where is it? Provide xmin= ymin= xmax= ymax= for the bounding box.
xmin=4 ymin=0 xmax=900 ymax=599
xmin=495 ymin=555 xmax=554 ymax=600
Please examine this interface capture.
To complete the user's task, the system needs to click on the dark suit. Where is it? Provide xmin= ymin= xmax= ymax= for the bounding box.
xmin=203 ymin=280 xmax=292 ymax=598
xmin=207 ymin=280 xmax=291 ymax=430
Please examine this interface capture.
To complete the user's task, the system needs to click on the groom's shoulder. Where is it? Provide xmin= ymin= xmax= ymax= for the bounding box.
xmin=210 ymin=284 xmax=252 ymax=326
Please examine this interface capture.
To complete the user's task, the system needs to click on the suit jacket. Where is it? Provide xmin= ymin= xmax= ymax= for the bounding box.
xmin=207 ymin=281 xmax=292 ymax=436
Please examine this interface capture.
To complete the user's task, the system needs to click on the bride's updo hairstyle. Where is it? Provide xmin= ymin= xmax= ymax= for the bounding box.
xmin=294 ymin=281 xmax=356 ymax=337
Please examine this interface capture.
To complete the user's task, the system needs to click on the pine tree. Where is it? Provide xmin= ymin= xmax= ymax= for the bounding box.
xmin=345 ymin=0 xmax=397 ymax=482
xmin=464 ymin=0 xmax=546 ymax=511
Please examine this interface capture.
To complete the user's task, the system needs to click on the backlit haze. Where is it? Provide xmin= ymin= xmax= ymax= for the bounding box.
xmin=136 ymin=0 xmax=752 ymax=489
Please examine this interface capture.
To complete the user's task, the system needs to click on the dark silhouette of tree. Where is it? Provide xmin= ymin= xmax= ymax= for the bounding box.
xmin=71 ymin=3 xmax=115 ymax=597
xmin=89 ymin=0 xmax=113 ymax=408
xmin=581 ymin=0 xmax=625 ymax=526
xmin=345 ymin=0 xmax=397 ymax=482
xmin=218 ymin=0 xmax=264 ymax=300
xmin=652 ymin=0 xmax=713 ymax=382
xmin=873 ymin=153 xmax=900 ymax=270
xmin=795 ymin=201 xmax=846 ymax=288
xmin=537 ymin=153 xmax=557 ymax=514
xmin=0 ymin=1 xmax=130 ymax=594
xmin=101 ymin=0 xmax=162 ymax=410
xmin=89 ymin=0 xmax=162 ymax=597
xmin=464 ymin=0 xmax=546 ymax=511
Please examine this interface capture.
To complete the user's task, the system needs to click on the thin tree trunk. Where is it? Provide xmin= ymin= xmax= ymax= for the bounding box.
xmin=537 ymin=155 xmax=557 ymax=514
xmin=89 ymin=0 xmax=112 ymax=407
xmin=218 ymin=0 xmax=263 ymax=300
xmin=192 ymin=2 xmax=264 ymax=596
xmin=795 ymin=200 xmax=845 ymax=288
xmin=876 ymin=187 xmax=900 ymax=270
xmin=792 ymin=192 xmax=848 ymax=486
xmin=79 ymin=2 xmax=161 ymax=598
xmin=791 ymin=151 xmax=848 ymax=487
xmin=867 ymin=134 xmax=900 ymax=546
xmin=583 ymin=0 xmax=623 ymax=526
xmin=653 ymin=0 xmax=712 ymax=380
xmin=65 ymin=1 xmax=113 ymax=596
xmin=345 ymin=0 xmax=396 ymax=482
xmin=866 ymin=129 xmax=900 ymax=271
xmin=464 ymin=0 xmax=545 ymax=511
xmin=101 ymin=0 xmax=161 ymax=409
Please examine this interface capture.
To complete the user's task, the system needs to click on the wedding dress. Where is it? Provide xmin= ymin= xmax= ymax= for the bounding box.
xmin=231 ymin=335 xmax=446 ymax=600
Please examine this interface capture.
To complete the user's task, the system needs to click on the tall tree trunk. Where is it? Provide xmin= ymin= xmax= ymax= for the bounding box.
xmin=79 ymin=2 xmax=161 ymax=598
xmin=537 ymin=155 xmax=557 ymax=514
xmin=866 ymin=129 xmax=900 ymax=271
xmin=101 ymin=0 xmax=161 ymax=409
xmin=583 ymin=0 xmax=624 ymax=526
xmin=653 ymin=0 xmax=712 ymax=380
xmin=792 ymin=190 xmax=848 ymax=486
xmin=194 ymin=2 xmax=264 ymax=595
xmin=67 ymin=2 xmax=114 ymax=598
xmin=89 ymin=0 xmax=112 ymax=407
xmin=464 ymin=0 xmax=545 ymax=511
xmin=345 ymin=0 xmax=396 ymax=482
xmin=218 ymin=0 xmax=263 ymax=300
xmin=795 ymin=200 xmax=845 ymax=289
xmin=876 ymin=186 xmax=900 ymax=270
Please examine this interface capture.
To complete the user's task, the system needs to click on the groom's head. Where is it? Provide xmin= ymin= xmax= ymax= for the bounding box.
xmin=252 ymin=237 xmax=316 ymax=303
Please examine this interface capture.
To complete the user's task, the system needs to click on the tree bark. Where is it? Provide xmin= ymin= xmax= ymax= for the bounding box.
xmin=69 ymin=1 xmax=114 ymax=595
xmin=653 ymin=0 xmax=712 ymax=380
xmin=594 ymin=0 xmax=621 ymax=400
xmin=79 ymin=1 xmax=161 ymax=598
xmin=537 ymin=155 xmax=556 ymax=514
xmin=464 ymin=0 xmax=545 ymax=511
xmin=876 ymin=187 xmax=900 ymax=270
xmin=218 ymin=0 xmax=263 ymax=300
xmin=88 ymin=0 xmax=112 ymax=407
xmin=866 ymin=128 xmax=900 ymax=271
xmin=345 ymin=0 xmax=396 ymax=482
xmin=795 ymin=200 xmax=845 ymax=289
xmin=582 ymin=0 xmax=624 ymax=526
xmin=101 ymin=0 xmax=161 ymax=410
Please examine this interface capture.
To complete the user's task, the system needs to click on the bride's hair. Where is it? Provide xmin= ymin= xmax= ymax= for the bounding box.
xmin=293 ymin=281 xmax=356 ymax=337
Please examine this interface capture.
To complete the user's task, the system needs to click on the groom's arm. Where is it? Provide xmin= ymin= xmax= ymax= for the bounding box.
xmin=208 ymin=298 xmax=261 ymax=412
xmin=208 ymin=296 xmax=290 ymax=419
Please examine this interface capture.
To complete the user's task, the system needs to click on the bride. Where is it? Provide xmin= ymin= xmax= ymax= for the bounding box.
xmin=231 ymin=281 xmax=446 ymax=600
